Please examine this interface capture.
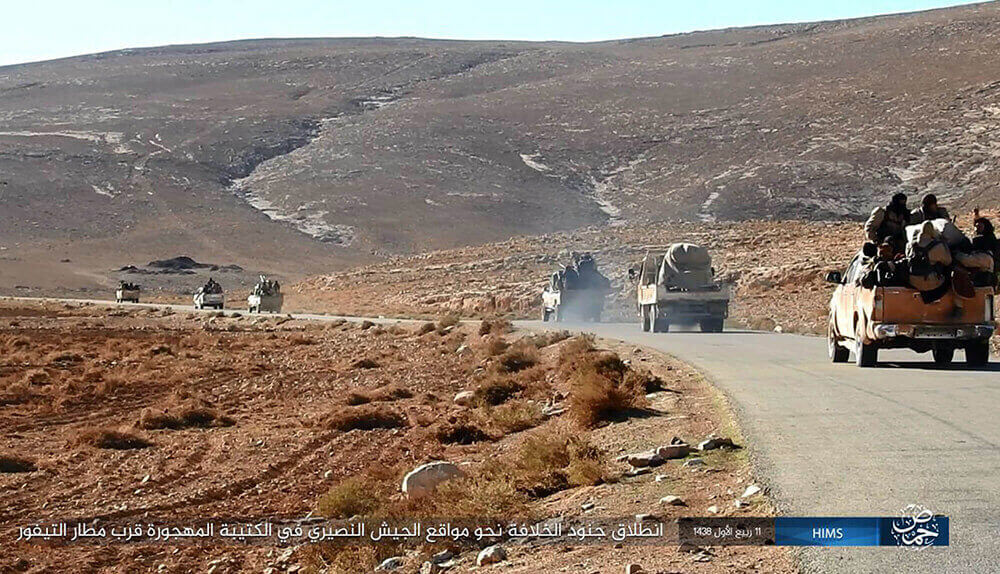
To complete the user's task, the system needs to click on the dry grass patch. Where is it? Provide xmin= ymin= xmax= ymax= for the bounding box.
xmin=478 ymin=317 xmax=512 ymax=336
xmin=77 ymin=428 xmax=153 ymax=450
xmin=474 ymin=375 xmax=523 ymax=406
xmin=138 ymin=395 xmax=235 ymax=430
xmin=437 ymin=312 xmax=461 ymax=330
xmin=351 ymin=358 xmax=380 ymax=369
xmin=488 ymin=400 xmax=545 ymax=434
xmin=317 ymin=476 xmax=389 ymax=519
xmin=324 ymin=405 xmax=407 ymax=432
xmin=482 ymin=336 xmax=509 ymax=356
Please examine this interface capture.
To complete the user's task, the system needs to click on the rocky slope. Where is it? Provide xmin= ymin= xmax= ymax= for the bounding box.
xmin=4 ymin=3 xmax=1000 ymax=292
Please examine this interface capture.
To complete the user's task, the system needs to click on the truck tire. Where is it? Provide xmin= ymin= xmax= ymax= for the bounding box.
xmin=700 ymin=317 xmax=723 ymax=333
xmin=966 ymin=339 xmax=990 ymax=367
xmin=542 ymin=309 xmax=551 ymax=322
xmin=932 ymin=347 xmax=954 ymax=366
xmin=555 ymin=305 xmax=563 ymax=322
xmin=855 ymin=336 xmax=878 ymax=368
xmin=828 ymin=322 xmax=849 ymax=363
xmin=641 ymin=305 xmax=651 ymax=332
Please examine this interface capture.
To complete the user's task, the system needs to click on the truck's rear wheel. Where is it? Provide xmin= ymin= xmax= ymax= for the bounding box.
xmin=700 ymin=317 xmax=723 ymax=333
xmin=966 ymin=339 xmax=990 ymax=367
xmin=932 ymin=347 xmax=954 ymax=366
xmin=542 ymin=309 xmax=551 ymax=322
xmin=640 ymin=305 xmax=651 ymax=332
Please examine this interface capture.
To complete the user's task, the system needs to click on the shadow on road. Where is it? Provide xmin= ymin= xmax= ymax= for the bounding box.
xmin=875 ymin=361 xmax=1000 ymax=372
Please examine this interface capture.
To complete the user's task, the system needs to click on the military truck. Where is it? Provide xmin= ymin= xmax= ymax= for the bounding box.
xmin=115 ymin=282 xmax=140 ymax=304
xmin=634 ymin=243 xmax=729 ymax=333
xmin=542 ymin=253 xmax=612 ymax=322
xmin=247 ymin=275 xmax=283 ymax=314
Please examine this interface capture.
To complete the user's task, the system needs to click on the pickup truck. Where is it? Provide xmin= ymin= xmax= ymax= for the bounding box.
xmin=826 ymin=250 xmax=995 ymax=367
xmin=194 ymin=291 xmax=225 ymax=310
xmin=115 ymin=287 xmax=140 ymax=304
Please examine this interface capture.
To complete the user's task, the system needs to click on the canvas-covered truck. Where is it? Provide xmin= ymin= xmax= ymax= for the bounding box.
xmin=247 ymin=275 xmax=283 ymax=314
xmin=194 ymin=278 xmax=225 ymax=310
xmin=541 ymin=253 xmax=612 ymax=322
xmin=827 ymin=246 xmax=995 ymax=368
xmin=633 ymin=243 xmax=729 ymax=333
xmin=115 ymin=282 xmax=140 ymax=303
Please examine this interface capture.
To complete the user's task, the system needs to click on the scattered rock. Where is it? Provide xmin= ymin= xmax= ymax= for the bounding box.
xmin=625 ymin=565 xmax=644 ymax=574
xmin=733 ymin=499 xmax=748 ymax=508
xmin=375 ymin=556 xmax=405 ymax=571
xmin=697 ymin=435 xmax=739 ymax=451
xmin=660 ymin=495 xmax=686 ymax=506
xmin=420 ymin=562 xmax=442 ymax=574
xmin=402 ymin=461 xmax=466 ymax=498
xmin=656 ymin=443 xmax=690 ymax=460
xmin=635 ymin=513 xmax=657 ymax=522
xmin=477 ymin=545 xmax=506 ymax=566
xmin=430 ymin=550 xmax=454 ymax=564
xmin=654 ymin=474 xmax=669 ymax=482
xmin=742 ymin=484 xmax=763 ymax=498
xmin=682 ymin=458 xmax=706 ymax=468
xmin=706 ymin=505 xmax=719 ymax=514
xmin=453 ymin=391 xmax=476 ymax=406
xmin=581 ymin=502 xmax=595 ymax=511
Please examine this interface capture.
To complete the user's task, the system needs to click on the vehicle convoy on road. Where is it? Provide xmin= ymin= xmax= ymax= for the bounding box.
xmin=633 ymin=243 xmax=729 ymax=333
xmin=115 ymin=281 xmax=140 ymax=304
xmin=541 ymin=253 xmax=612 ymax=322
xmin=194 ymin=277 xmax=225 ymax=310
xmin=247 ymin=275 xmax=283 ymax=314
xmin=828 ymin=219 xmax=996 ymax=367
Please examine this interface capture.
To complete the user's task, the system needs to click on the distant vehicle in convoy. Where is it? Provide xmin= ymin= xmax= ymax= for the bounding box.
xmin=632 ymin=243 xmax=729 ymax=333
xmin=541 ymin=253 xmax=612 ymax=322
xmin=115 ymin=282 xmax=140 ymax=303
xmin=194 ymin=277 xmax=225 ymax=310
xmin=247 ymin=275 xmax=283 ymax=314
xmin=827 ymin=246 xmax=995 ymax=367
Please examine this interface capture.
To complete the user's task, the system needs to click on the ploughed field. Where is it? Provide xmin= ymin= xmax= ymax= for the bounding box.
xmin=1 ymin=301 xmax=793 ymax=573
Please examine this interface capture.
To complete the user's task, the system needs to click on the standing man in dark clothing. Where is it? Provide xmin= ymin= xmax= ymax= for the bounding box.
xmin=909 ymin=193 xmax=951 ymax=224
xmin=864 ymin=193 xmax=910 ymax=253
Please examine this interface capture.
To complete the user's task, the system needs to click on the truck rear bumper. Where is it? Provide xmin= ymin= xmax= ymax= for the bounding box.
xmin=872 ymin=322 xmax=995 ymax=343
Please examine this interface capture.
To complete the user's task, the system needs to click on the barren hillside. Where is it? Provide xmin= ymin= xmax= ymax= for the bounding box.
xmin=3 ymin=2 xmax=1000 ymax=294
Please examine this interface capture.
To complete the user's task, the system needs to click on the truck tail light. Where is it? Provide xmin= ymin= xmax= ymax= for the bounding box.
xmin=873 ymin=291 xmax=883 ymax=319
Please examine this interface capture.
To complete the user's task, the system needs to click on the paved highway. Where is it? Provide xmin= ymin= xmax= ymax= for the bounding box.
xmin=527 ymin=321 xmax=1000 ymax=574
xmin=7 ymin=296 xmax=997 ymax=572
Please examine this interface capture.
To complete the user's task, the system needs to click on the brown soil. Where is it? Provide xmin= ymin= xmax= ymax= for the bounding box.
xmin=1 ymin=300 xmax=795 ymax=573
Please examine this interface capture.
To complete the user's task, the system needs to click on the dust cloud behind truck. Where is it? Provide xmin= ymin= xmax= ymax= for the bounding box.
xmin=633 ymin=243 xmax=729 ymax=332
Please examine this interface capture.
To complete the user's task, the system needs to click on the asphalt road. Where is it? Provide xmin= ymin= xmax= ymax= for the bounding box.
xmin=526 ymin=320 xmax=1000 ymax=574
xmin=7 ymin=297 xmax=997 ymax=572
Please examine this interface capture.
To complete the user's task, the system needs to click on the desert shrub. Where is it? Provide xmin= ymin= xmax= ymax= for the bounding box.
xmin=417 ymin=322 xmax=437 ymax=335
xmin=138 ymin=403 xmax=235 ymax=430
xmin=625 ymin=369 xmax=666 ymax=394
xmin=0 ymin=454 xmax=37 ymax=473
xmin=47 ymin=351 xmax=84 ymax=365
xmin=489 ymin=401 xmax=544 ymax=434
xmin=352 ymin=358 xmax=380 ymax=369
xmin=497 ymin=344 xmax=539 ymax=373
xmin=505 ymin=433 xmax=606 ymax=497
xmin=474 ymin=376 xmax=523 ymax=406
xmin=483 ymin=336 xmax=508 ymax=356
xmin=345 ymin=392 xmax=372 ymax=406
xmin=324 ymin=406 xmax=407 ymax=432
xmin=437 ymin=313 xmax=461 ymax=330
xmin=288 ymin=334 xmax=315 ymax=345
xmin=360 ymin=320 xmax=376 ymax=330
xmin=564 ymin=351 xmax=646 ymax=428
xmin=558 ymin=334 xmax=595 ymax=366
xmin=318 ymin=476 xmax=386 ymax=519
xmin=373 ymin=386 xmax=413 ymax=401
xmin=24 ymin=369 xmax=50 ymax=385
xmin=436 ymin=423 xmax=491 ymax=445
xmin=531 ymin=330 xmax=571 ymax=348
xmin=478 ymin=318 xmax=512 ymax=337
xmin=77 ymin=428 xmax=153 ymax=450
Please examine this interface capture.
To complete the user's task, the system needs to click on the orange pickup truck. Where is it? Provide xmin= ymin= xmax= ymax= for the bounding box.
xmin=826 ymin=250 xmax=995 ymax=367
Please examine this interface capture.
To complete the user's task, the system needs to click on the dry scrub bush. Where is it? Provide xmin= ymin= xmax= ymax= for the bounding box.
xmin=483 ymin=336 xmax=508 ymax=357
xmin=0 ymin=454 xmax=37 ymax=473
xmin=558 ymin=334 xmax=596 ymax=366
xmin=416 ymin=322 xmax=437 ymax=336
xmin=360 ymin=320 xmax=376 ymax=330
xmin=564 ymin=351 xmax=647 ymax=428
xmin=344 ymin=386 xmax=414 ymax=405
xmin=488 ymin=401 xmax=544 ymax=434
xmin=530 ymin=330 xmax=572 ymax=348
xmin=435 ymin=422 xmax=492 ymax=445
xmin=317 ymin=476 xmax=388 ymax=519
xmin=478 ymin=318 xmax=512 ymax=336
xmin=497 ymin=343 xmax=539 ymax=374
xmin=324 ymin=406 xmax=407 ymax=432
xmin=138 ymin=397 xmax=235 ymax=430
xmin=77 ymin=428 xmax=153 ymax=450
xmin=437 ymin=313 xmax=461 ymax=330
xmin=474 ymin=375 xmax=523 ymax=406
xmin=351 ymin=358 xmax=380 ymax=370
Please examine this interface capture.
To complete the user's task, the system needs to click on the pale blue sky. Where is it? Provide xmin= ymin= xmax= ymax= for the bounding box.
xmin=0 ymin=0 xmax=984 ymax=66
